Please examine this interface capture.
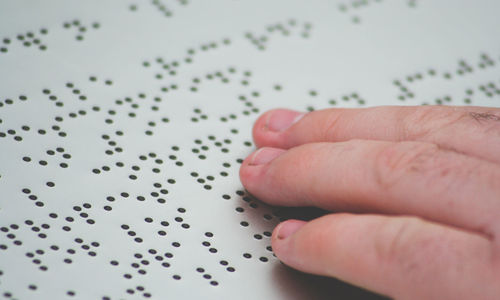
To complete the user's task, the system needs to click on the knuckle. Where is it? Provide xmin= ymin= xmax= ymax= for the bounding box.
xmin=403 ymin=107 xmax=468 ymax=140
xmin=322 ymin=111 xmax=343 ymax=141
xmin=375 ymin=217 xmax=428 ymax=273
xmin=374 ymin=142 xmax=440 ymax=189
xmin=468 ymin=111 xmax=500 ymax=137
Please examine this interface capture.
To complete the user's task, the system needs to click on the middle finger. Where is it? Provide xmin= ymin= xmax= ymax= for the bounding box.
xmin=240 ymin=140 xmax=500 ymax=238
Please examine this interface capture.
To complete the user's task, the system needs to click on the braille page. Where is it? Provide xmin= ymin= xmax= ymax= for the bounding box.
xmin=0 ymin=1 xmax=499 ymax=299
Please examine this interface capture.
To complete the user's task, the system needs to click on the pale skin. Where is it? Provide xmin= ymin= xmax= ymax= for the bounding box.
xmin=239 ymin=106 xmax=500 ymax=300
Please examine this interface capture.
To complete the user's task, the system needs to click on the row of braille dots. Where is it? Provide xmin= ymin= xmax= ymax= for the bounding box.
xmin=127 ymin=250 xmax=169 ymax=276
xmin=25 ymin=248 xmax=49 ymax=272
xmin=226 ymin=190 xmax=279 ymax=246
xmin=119 ymin=215 xmax=187 ymax=244
xmin=26 ymin=237 xmax=99 ymax=273
xmin=1 ymin=284 xmax=79 ymax=298
xmin=189 ymin=160 xmax=231 ymax=190
xmin=477 ymin=81 xmax=500 ymax=99
xmin=124 ymin=285 xmax=152 ymax=298
xmin=101 ymin=131 xmax=124 ymax=157
xmin=91 ymin=131 xmax=125 ymax=175
xmin=201 ymin=231 xmax=236 ymax=277
xmin=1 ymin=283 xmax=36 ymax=298
xmin=102 ymin=181 xmax=168 ymax=212
xmin=307 ymin=90 xmax=366 ymax=111
xmin=42 ymin=85 xmax=103 ymax=118
xmin=188 ymin=66 xmax=249 ymax=94
xmin=22 ymin=146 xmax=71 ymax=169
xmin=394 ymin=54 xmax=499 ymax=103
xmin=198 ymin=232 xmax=234 ymax=286
xmin=115 ymin=227 xmax=184 ymax=281
xmin=63 ymin=20 xmax=100 ymax=41
xmin=103 ymin=186 xmax=171 ymax=212
xmin=338 ymin=0 xmax=383 ymax=24
xmin=16 ymin=203 xmax=96 ymax=237
xmin=43 ymin=87 xmax=85 ymax=108
xmin=144 ymin=38 xmax=231 ymax=80
xmin=225 ymin=190 xmax=275 ymax=261
xmin=0 ymin=94 xmax=28 ymax=108
xmin=70 ymin=202 xmax=97 ymax=225
xmin=188 ymin=69 xmax=260 ymax=123
xmin=151 ymin=0 xmax=174 ymax=17
xmin=107 ymin=93 xmax=170 ymax=134
xmin=426 ymin=82 xmax=500 ymax=106
xmin=127 ymin=151 xmax=184 ymax=181
xmin=195 ymin=266 xmax=220 ymax=286
xmin=0 ymin=223 xmax=26 ymax=249
xmin=22 ymin=183 xmax=56 ymax=208
xmin=93 ymin=148 xmax=182 ymax=179
xmin=113 ymin=92 xmax=162 ymax=116
xmin=114 ymin=93 xmax=169 ymax=130
xmin=220 ymin=92 xmax=260 ymax=123
xmin=0 ymin=28 xmax=48 ymax=53
xmin=1 ymin=215 xmax=96 ymax=269
xmin=233 ymin=195 xmax=276 ymax=234
xmin=130 ymin=0 xmax=189 ymax=15
xmin=110 ymin=247 xmax=173 ymax=280
xmin=245 ymin=19 xmax=312 ymax=50
xmin=118 ymin=239 xmax=186 ymax=282
xmin=192 ymin=135 xmax=232 ymax=158
xmin=0 ymin=125 xmax=26 ymax=142
xmin=190 ymin=136 xmax=245 ymax=167
xmin=418 ymin=90 xmax=478 ymax=106
xmin=234 ymin=193 xmax=275 ymax=256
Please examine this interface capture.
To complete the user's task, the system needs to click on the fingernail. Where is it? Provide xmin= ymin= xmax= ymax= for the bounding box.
xmin=249 ymin=148 xmax=285 ymax=166
xmin=275 ymin=220 xmax=307 ymax=240
xmin=266 ymin=110 xmax=305 ymax=132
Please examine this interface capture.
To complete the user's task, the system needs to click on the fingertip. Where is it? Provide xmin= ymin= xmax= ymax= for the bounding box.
xmin=271 ymin=219 xmax=308 ymax=266
xmin=252 ymin=109 xmax=304 ymax=148
xmin=239 ymin=147 xmax=286 ymax=193
xmin=273 ymin=219 xmax=307 ymax=241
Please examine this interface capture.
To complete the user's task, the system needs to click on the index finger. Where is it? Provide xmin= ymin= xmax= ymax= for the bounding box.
xmin=253 ymin=106 xmax=500 ymax=164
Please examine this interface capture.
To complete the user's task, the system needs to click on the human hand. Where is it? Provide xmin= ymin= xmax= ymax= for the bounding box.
xmin=239 ymin=106 xmax=500 ymax=299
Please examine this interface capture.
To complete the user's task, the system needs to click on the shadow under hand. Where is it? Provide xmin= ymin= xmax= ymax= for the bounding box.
xmin=271 ymin=262 xmax=389 ymax=300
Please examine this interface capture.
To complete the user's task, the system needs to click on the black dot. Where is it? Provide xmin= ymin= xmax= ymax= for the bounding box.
xmin=219 ymin=260 xmax=228 ymax=266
